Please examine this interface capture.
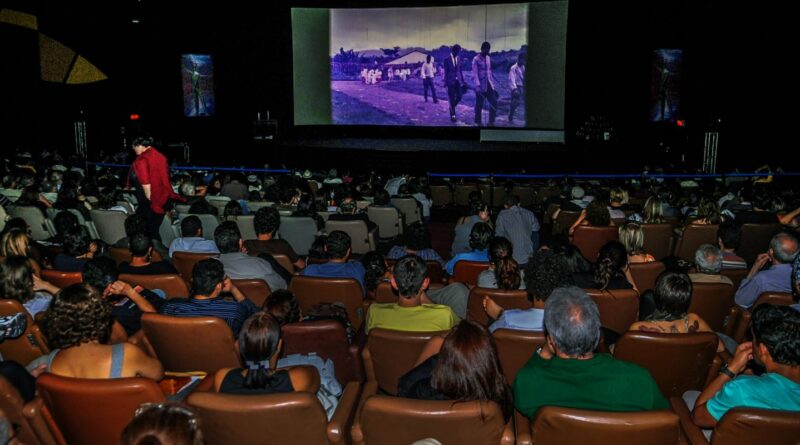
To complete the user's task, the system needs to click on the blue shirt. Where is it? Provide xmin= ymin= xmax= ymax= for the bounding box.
xmin=735 ymin=263 xmax=793 ymax=308
xmin=451 ymin=215 xmax=483 ymax=256
xmin=302 ymin=261 xmax=366 ymax=291
xmin=495 ymin=206 xmax=540 ymax=266
xmin=707 ymin=373 xmax=800 ymax=420
xmin=169 ymin=237 xmax=220 ymax=257
xmin=489 ymin=308 xmax=544 ymax=333
xmin=445 ymin=249 xmax=489 ymax=275
xmin=160 ymin=296 xmax=259 ymax=336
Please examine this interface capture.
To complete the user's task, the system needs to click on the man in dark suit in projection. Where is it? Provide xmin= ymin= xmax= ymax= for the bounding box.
xmin=443 ymin=44 xmax=465 ymax=122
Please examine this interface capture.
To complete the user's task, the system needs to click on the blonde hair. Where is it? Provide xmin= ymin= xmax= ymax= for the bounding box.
xmin=643 ymin=196 xmax=665 ymax=224
xmin=618 ymin=222 xmax=645 ymax=255
xmin=1 ymin=230 xmax=32 ymax=257
xmin=609 ymin=188 xmax=629 ymax=205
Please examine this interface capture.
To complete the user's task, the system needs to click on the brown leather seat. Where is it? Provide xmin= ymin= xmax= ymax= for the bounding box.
xmin=373 ymin=281 xmax=397 ymax=303
xmin=613 ymin=331 xmax=718 ymax=397
xmin=452 ymin=260 xmax=490 ymax=286
xmin=453 ymin=184 xmax=477 ymax=206
xmin=553 ymin=210 xmax=581 ymax=236
xmin=231 ymin=278 xmax=271 ymax=307
xmin=172 ymin=251 xmax=218 ymax=282
xmin=466 ymin=287 xmax=531 ymax=327
xmin=738 ymin=223 xmax=783 ymax=265
xmin=141 ymin=313 xmax=241 ymax=373
xmin=352 ymin=395 xmax=513 ymax=445
xmin=272 ymin=254 xmax=296 ymax=275
xmin=39 ymin=269 xmax=82 ymax=288
xmin=572 ymin=226 xmax=619 ymax=262
xmin=688 ymin=283 xmax=736 ymax=332
xmin=119 ymin=273 xmax=190 ymax=299
xmin=493 ymin=328 xmax=545 ymax=384
xmin=517 ymin=406 xmax=681 ymax=445
xmin=629 ymin=261 xmax=666 ymax=294
xmin=720 ymin=268 xmax=748 ymax=290
xmin=0 ymin=299 xmax=50 ymax=365
xmin=282 ymin=320 xmax=362 ymax=384
xmin=753 ymin=291 xmax=794 ymax=308
xmin=641 ymin=224 xmax=674 ymax=261
xmin=363 ymin=328 xmax=449 ymax=395
xmin=430 ymin=185 xmax=453 ymax=207
xmin=187 ymin=381 xmax=361 ymax=445
xmin=710 ymin=408 xmax=800 ymax=444
xmin=289 ymin=276 xmax=366 ymax=331
xmin=0 ymin=376 xmax=49 ymax=445
xmin=724 ymin=292 xmax=795 ymax=345
xmin=673 ymin=224 xmax=719 ymax=261
xmin=584 ymin=288 xmax=640 ymax=335
xmin=36 ymin=373 xmax=165 ymax=445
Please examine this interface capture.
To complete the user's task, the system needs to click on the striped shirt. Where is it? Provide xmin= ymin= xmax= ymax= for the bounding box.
xmin=160 ymin=296 xmax=259 ymax=336
xmin=722 ymin=251 xmax=747 ymax=269
xmin=387 ymin=246 xmax=445 ymax=266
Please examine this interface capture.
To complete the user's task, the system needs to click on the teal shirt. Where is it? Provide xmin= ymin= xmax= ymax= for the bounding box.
xmin=707 ymin=373 xmax=800 ymax=420
xmin=513 ymin=353 xmax=668 ymax=418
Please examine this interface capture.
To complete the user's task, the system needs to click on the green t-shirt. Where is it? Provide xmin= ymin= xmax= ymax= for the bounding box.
xmin=366 ymin=303 xmax=458 ymax=334
xmin=707 ymin=373 xmax=800 ymax=420
xmin=513 ymin=353 xmax=669 ymax=418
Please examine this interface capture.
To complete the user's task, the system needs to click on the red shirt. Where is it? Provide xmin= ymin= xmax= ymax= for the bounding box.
xmin=132 ymin=147 xmax=181 ymax=214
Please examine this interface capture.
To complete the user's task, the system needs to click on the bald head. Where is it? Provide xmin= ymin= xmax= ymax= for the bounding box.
xmin=770 ymin=233 xmax=799 ymax=264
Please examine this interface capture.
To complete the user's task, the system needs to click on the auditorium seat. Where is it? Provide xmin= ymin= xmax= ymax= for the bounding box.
xmin=367 ymin=206 xmax=402 ymax=240
xmin=453 ymin=184 xmax=477 ymax=207
xmin=720 ymin=268 xmax=748 ymax=290
xmin=583 ymin=288 xmax=640 ymax=335
xmin=234 ymin=214 xmax=257 ymax=240
xmin=0 ymin=377 xmax=51 ymax=445
xmin=186 ymin=213 xmax=220 ymax=240
xmin=0 ymin=299 xmax=50 ymax=365
xmin=362 ymin=328 xmax=449 ymax=395
xmin=430 ymin=185 xmax=453 ymax=207
xmin=172 ymin=251 xmax=218 ymax=283
xmin=282 ymin=319 xmax=363 ymax=384
xmin=324 ymin=220 xmax=376 ymax=255
xmin=493 ymin=328 xmax=545 ymax=384
xmin=737 ymin=223 xmax=783 ymax=265
xmin=119 ymin=273 xmax=190 ymax=299
xmin=688 ymin=283 xmax=736 ymax=332
xmin=629 ymin=261 xmax=666 ymax=294
xmin=512 ymin=186 xmax=535 ymax=207
xmin=289 ymin=276 xmax=366 ymax=331
xmin=466 ymin=287 xmax=531 ymax=327
xmin=673 ymin=224 xmax=719 ymax=262
xmin=672 ymin=403 xmax=800 ymax=445
xmin=641 ymin=224 xmax=674 ymax=261
xmin=39 ymin=269 xmax=82 ymax=288
xmin=452 ymin=260 xmax=490 ymax=286
xmin=390 ymin=197 xmax=422 ymax=226
xmin=277 ymin=216 xmax=319 ymax=256
xmin=90 ymin=209 xmax=128 ymax=245
xmin=10 ymin=206 xmax=53 ymax=241
xmin=231 ymin=278 xmax=271 ymax=307
xmin=572 ymin=225 xmax=618 ymax=262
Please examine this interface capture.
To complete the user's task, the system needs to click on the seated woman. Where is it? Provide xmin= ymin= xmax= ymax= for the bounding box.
xmin=451 ymin=200 xmax=491 ymax=256
xmin=214 ymin=312 xmax=317 ymax=394
xmin=119 ymin=233 xmax=178 ymax=275
xmin=223 ymin=200 xmax=243 ymax=219
xmin=0 ymin=228 xmax=44 ymax=274
xmin=397 ymin=320 xmax=513 ymax=421
xmin=52 ymin=225 xmax=96 ymax=272
xmin=52 ymin=182 xmax=91 ymax=221
xmin=689 ymin=198 xmax=722 ymax=225
xmin=618 ymin=222 xmax=656 ymax=263
xmin=445 ymin=222 xmax=492 ymax=276
xmin=122 ymin=403 xmax=204 ymax=445
xmin=362 ymin=251 xmax=391 ymax=296
xmin=387 ymin=222 xmax=445 ymax=266
xmin=263 ymin=290 xmax=301 ymax=326
xmin=608 ymin=187 xmax=632 ymax=219
xmin=568 ymin=199 xmax=613 ymax=236
xmin=0 ymin=255 xmax=60 ymax=317
xmin=571 ymin=241 xmax=637 ymax=292
xmin=13 ymin=185 xmax=51 ymax=218
xmin=477 ymin=237 xmax=525 ymax=290
xmin=629 ymin=272 xmax=725 ymax=352
xmin=632 ymin=196 xmax=667 ymax=224
xmin=36 ymin=283 xmax=163 ymax=379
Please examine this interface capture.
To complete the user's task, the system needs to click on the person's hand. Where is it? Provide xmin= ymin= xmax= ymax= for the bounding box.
xmin=728 ymin=341 xmax=754 ymax=374
xmin=32 ymin=274 xmax=54 ymax=292
xmin=89 ymin=241 xmax=99 ymax=254
xmin=30 ymin=363 xmax=48 ymax=378
xmin=222 ymin=277 xmax=233 ymax=293
xmin=753 ymin=253 xmax=770 ymax=270
xmin=108 ymin=280 xmax=135 ymax=297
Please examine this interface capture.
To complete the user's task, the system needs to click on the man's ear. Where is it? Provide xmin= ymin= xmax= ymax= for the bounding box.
xmin=422 ymin=277 xmax=431 ymax=291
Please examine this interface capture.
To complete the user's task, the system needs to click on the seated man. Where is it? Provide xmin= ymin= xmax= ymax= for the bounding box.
xmin=445 ymin=222 xmax=492 ymax=276
xmin=243 ymin=207 xmax=305 ymax=270
xmin=115 ymin=213 xmax=170 ymax=261
xmin=119 ymin=232 xmax=179 ymax=276
xmin=52 ymin=225 xmax=95 ymax=272
xmin=215 ymin=221 xmax=287 ymax=292
xmin=690 ymin=244 xmax=734 ymax=286
xmin=168 ymin=215 xmax=219 ymax=258
xmin=495 ymin=195 xmax=540 ymax=267
xmin=302 ymin=231 xmax=366 ymax=290
xmin=514 ymin=286 xmax=668 ymax=418
xmin=691 ymin=304 xmax=800 ymax=428
xmin=160 ymin=258 xmax=258 ymax=336
xmin=718 ymin=223 xmax=747 ymax=269
xmin=735 ymin=233 xmax=799 ymax=308
xmin=366 ymin=254 xmax=458 ymax=334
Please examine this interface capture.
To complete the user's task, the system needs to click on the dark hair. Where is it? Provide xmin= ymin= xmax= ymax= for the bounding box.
xmin=373 ymin=188 xmax=391 ymax=206
xmin=393 ymin=254 xmax=428 ymax=297
xmin=524 ymin=250 xmax=573 ymax=302
xmin=718 ymin=222 xmax=742 ymax=250
xmin=752 ymin=304 xmax=800 ymax=366
xmin=254 ymin=207 xmax=280 ymax=236
xmin=451 ymin=44 xmax=461 ymax=55
xmin=214 ymin=221 xmax=241 ymax=254
xmin=403 ymin=222 xmax=431 ymax=251
xmin=470 ymin=200 xmax=488 ymax=217
xmin=63 ymin=225 xmax=91 ymax=257
xmin=53 ymin=210 xmax=79 ymax=237
xmin=593 ymin=241 xmax=628 ymax=290
xmin=131 ymin=136 xmax=154 ymax=147
xmin=223 ymin=200 xmax=243 ymax=218
xmin=0 ymin=255 xmax=34 ymax=303
xmin=696 ymin=197 xmax=721 ymax=224
xmin=263 ymin=290 xmax=300 ymax=326
xmin=44 ymin=283 xmax=112 ymax=349
xmin=362 ymin=251 xmax=388 ymax=292
xmin=426 ymin=54 xmax=431 ymax=62
xmin=180 ymin=215 xmax=203 ymax=237
xmin=555 ymin=244 xmax=592 ymax=274
xmin=468 ymin=222 xmax=493 ymax=251
xmin=480 ymin=41 xmax=491 ymax=51
xmin=121 ymin=404 xmax=203 ymax=445
xmin=503 ymin=195 xmax=520 ymax=207
xmin=97 ymin=187 xmax=118 ymax=210
xmin=82 ymin=256 xmax=119 ymax=291
xmin=124 ymin=214 xmax=148 ymax=238
xmin=585 ymin=200 xmax=611 ymax=227
xmin=325 ymin=231 xmax=351 ymax=259
xmin=430 ymin=320 xmax=513 ymax=421
xmin=648 ymin=272 xmax=693 ymax=321
xmin=238 ymin=312 xmax=282 ymax=389
xmin=129 ymin=232 xmax=153 ymax=258
xmin=488 ymin=237 xmax=520 ymax=290
xmin=191 ymin=259 xmax=225 ymax=296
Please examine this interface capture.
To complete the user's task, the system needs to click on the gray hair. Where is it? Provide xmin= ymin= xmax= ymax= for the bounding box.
xmin=694 ymin=244 xmax=722 ymax=274
xmin=544 ymin=287 xmax=601 ymax=357
xmin=771 ymin=233 xmax=799 ymax=264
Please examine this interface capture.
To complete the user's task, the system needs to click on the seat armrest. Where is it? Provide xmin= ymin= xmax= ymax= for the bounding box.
xmin=514 ymin=410 xmax=532 ymax=445
xmin=669 ymin=396 xmax=709 ymax=445
xmin=501 ymin=416 xmax=515 ymax=445
xmin=723 ymin=306 xmax=740 ymax=338
xmin=327 ymin=381 xmax=362 ymax=445
xmin=349 ymin=325 xmax=367 ymax=382
xmin=350 ymin=381 xmax=378 ymax=445
xmin=23 ymin=397 xmax=64 ymax=445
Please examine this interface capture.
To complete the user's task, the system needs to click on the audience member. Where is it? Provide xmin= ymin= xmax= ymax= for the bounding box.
xmin=215 ymin=221 xmax=287 ymax=292
xmin=168 ymin=215 xmax=219 ymax=257
xmin=495 ymin=195 xmax=540 ymax=266
xmin=735 ymin=233 xmax=799 ymax=308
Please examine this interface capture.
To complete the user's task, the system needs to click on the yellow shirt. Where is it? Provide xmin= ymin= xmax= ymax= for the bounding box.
xmin=366 ymin=303 xmax=458 ymax=334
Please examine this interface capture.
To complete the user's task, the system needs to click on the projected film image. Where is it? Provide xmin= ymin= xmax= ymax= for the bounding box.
xmin=182 ymin=54 xmax=215 ymax=117
xmin=650 ymin=49 xmax=682 ymax=122
xmin=331 ymin=4 xmax=528 ymax=127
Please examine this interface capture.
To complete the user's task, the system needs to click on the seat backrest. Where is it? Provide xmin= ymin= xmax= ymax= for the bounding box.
xmin=720 ymin=268 xmax=748 ymax=290
xmin=531 ymin=406 xmax=681 ymax=445
xmin=688 ymin=282 xmax=736 ymax=332
xmin=89 ymin=209 xmax=128 ymax=245
xmin=234 ymin=215 xmax=257 ymax=241
xmin=289 ymin=276 xmax=365 ymax=331
xmin=0 ymin=376 xmax=44 ymax=445
xmin=172 ymin=251 xmax=218 ymax=282
xmin=109 ymin=246 xmax=133 ymax=266
xmin=373 ymin=281 xmax=398 ymax=303
xmin=277 ymin=217 xmax=318 ymax=256
xmin=367 ymin=206 xmax=401 ymax=239
xmin=119 ymin=273 xmax=190 ymax=299
xmin=363 ymin=328 xmax=448 ymax=395
xmin=572 ymin=226 xmax=619 ymax=262
xmin=753 ymin=291 xmax=794 ymax=308
xmin=453 ymin=184 xmax=477 ymax=206
xmin=452 ymin=260 xmax=490 ymax=286
xmin=629 ymin=261 xmax=666 ymax=294
xmin=0 ymin=299 xmax=50 ymax=364
xmin=430 ymin=185 xmax=452 ymax=206
xmin=613 ymin=331 xmax=718 ymax=396
xmin=584 ymin=289 xmax=640 ymax=335
xmin=426 ymin=261 xmax=445 ymax=284
xmin=391 ymin=198 xmax=421 ymax=225
xmin=358 ymin=396 xmax=507 ymax=445
xmin=710 ymin=408 xmax=800 ymax=445
xmin=39 ymin=269 xmax=82 ymax=288
xmin=493 ymin=328 xmax=545 ymax=384
xmin=271 ymin=254 xmax=295 ymax=275
xmin=231 ymin=279 xmax=271 ymax=307
xmin=10 ymin=206 xmax=52 ymax=241
xmin=282 ymin=319 xmax=358 ymax=384
xmin=674 ymin=224 xmax=719 ymax=261
xmin=174 ymin=204 xmax=192 ymax=215
xmin=187 ymin=390 xmax=329 ymax=445
xmin=554 ymin=210 xmax=581 ymax=236
xmin=466 ymin=287 xmax=531 ymax=326
xmin=325 ymin=220 xmax=373 ymax=255
xmin=512 ymin=186 xmax=535 ymax=207
xmin=159 ymin=212 xmax=179 ymax=247
xmin=186 ymin=213 xmax=220 ymax=241
xmin=141 ymin=313 xmax=241 ymax=373
xmin=738 ymin=223 xmax=783 ymax=265
xmin=641 ymin=224 xmax=673 ymax=261
xmin=36 ymin=373 xmax=165 ymax=445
